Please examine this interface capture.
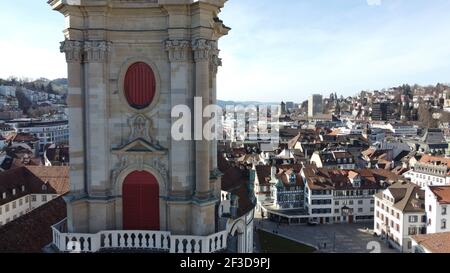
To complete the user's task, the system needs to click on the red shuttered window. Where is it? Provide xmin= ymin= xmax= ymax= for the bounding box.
xmin=124 ymin=62 xmax=156 ymax=109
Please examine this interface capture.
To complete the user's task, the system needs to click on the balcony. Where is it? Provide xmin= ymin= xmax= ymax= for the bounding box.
xmin=51 ymin=219 xmax=228 ymax=253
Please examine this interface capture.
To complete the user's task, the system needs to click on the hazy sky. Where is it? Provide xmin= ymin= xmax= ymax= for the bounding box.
xmin=1 ymin=0 xmax=450 ymax=102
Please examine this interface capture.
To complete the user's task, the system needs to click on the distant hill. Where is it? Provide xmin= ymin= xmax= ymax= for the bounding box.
xmin=217 ymin=100 xmax=278 ymax=108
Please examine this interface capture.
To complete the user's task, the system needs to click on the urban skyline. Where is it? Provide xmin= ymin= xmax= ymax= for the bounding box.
xmin=1 ymin=0 xmax=450 ymax=102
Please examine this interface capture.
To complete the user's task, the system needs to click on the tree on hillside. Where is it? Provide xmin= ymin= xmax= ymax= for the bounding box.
xmin=45 ymin=83 xmax=55 ymax=94
xmin=418 ymin=104 xmax=438 ymax=128
xmin=15 ymin=88 xmax=33 ymax=113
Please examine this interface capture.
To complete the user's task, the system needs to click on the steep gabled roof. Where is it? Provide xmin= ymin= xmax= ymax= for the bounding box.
xmin=0 ymin=196 xmax=67 ymax=253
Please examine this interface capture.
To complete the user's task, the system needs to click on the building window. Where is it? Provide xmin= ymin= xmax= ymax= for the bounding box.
xmin=429 ymin=205 xmax=432 ymax=212
xmin=42 ymin=195 xmax=47 ymax=202
xmin=409 ymin=216 xmax=418 ymax=223
xmin=335 ymin=201 xmax=339 ymax=206
xmin=5 ymin=204 xmax=9 ymax=212
xmin=408 ymin=227 xmax=418 ymax=235
xmin=358 ymin=200 xmax=363 ymax=205
xmin=32 ymin=195 xmax=36 ymax=202
xmin=349 ymin=200 xmax=354 ymax=205
xmin=442 ymin=220 xmax=447 ymax=230
xmin=443 ymin=206 xmax=447 ymax=215
xmin=335 ymin=209 xmax=340 ymax=214
xmin=124 ymin=62 xmax=157 ymax=109
xmin=358 ymin=208 xmax=363 ymax=213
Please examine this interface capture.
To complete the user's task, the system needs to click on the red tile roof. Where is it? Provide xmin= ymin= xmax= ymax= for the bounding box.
xmin=419 ymin=155 xmax=450 ymax=168
xmin=0 ymin=196 xmax=67 ymax=253
xmin=303 ymin=166 xmax=397 ymax=191
xmin=429 ymin=186 xmax=450 ymax=205
xmin=0 ymin=166 xmax=69 ymax=206
xmin=411 ymin=232 xmax=450 ymax=253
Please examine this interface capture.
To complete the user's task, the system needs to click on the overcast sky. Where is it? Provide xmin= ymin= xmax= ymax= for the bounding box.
xmin=1 ymin=0 xmax=449 ymax=102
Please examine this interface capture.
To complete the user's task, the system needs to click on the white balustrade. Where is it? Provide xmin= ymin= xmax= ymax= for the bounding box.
xmin=51 ymin=219 xmax=228 ymax=253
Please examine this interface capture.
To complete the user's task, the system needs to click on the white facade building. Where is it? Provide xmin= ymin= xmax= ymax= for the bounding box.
xmin=6 ymin=119 xmax=69 ymax=153
xmin=0 ymin=166 xmax=68 ymax=227
xmin=302 ymin=167 xmax=384 ymax=224
xmin=0 ymin=86 xmax=16 ymax=97
xmin=425 ymin=186 xmax=450 ymax=234
xmin=404 ymin=155 xmax=450 ymax=189
xmin=373 ymin=182 xmax=426 ymax=252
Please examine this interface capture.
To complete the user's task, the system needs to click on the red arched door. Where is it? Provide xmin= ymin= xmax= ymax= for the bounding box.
xmin=123 ymin=171 xmax=160 ymax=230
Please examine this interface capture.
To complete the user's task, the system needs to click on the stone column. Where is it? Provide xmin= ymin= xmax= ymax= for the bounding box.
xmin=165 ymin=39 xmax=193 ymax=197
xmin=60 ymin=40 xmax=86 ymax=196
xmin=192 ymin=39 xmax=212 ymax=200
xmin=210 ymin=42 xmax=222 ymax=171
xmin=83 ymin=41 xmax=111 ymax=195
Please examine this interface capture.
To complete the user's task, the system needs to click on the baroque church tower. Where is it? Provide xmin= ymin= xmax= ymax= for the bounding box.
xmin=48 ymin=0 xmax=238 ymax=251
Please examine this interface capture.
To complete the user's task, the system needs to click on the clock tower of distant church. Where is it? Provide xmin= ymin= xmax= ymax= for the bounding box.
xmin=49 ymin=0 xmax=230 ymax=238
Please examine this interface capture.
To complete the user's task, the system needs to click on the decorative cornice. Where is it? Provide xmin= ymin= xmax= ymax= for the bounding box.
xmin=165 ymin=39 xmax=191 ymax=62
xmin=84 ymin=40 xmax=112 ymax=63
xmin=192 ymin=39 xmax=213 ymax=62
xmin=60 ymin=40 xmax=83 ymax=63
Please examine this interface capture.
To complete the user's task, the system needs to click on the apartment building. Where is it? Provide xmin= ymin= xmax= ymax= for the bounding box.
xmin=6 ymin=119 xmax=69 ymax=153
xmin=302 ymin=167 xmax=391 ymax=224
xmin=425 ymin=186 xmax=450 ymax=234
xmin=310 ymin=150 xmax=356 ymax=170
xmin=404 ymin=155 xmax=450 ymax=188
xmin=374 ymin=181 xmax=426 ymax=252
xmin=0 ymin=166 xmax=68 ymax=226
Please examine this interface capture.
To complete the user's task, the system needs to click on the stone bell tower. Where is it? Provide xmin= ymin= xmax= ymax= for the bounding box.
xmin=49 ymin=0 xmax=229 ymax=237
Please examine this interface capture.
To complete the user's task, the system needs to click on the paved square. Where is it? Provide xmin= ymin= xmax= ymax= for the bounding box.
xmin=255 ymin=218 xmax=397 ymax=253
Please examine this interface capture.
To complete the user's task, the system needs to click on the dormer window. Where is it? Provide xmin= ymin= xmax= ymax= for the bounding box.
xmin=42 ymin=184 xmax=47 ymax=191
xmin=12 ymin=189 xmax=16 ymax=195
xmin=290 ymin=173 xmax=296 ymax=184
xmin=2 ymin=192 xmax=6 ymax=199
xmin=21 ymin=185 xmax=25 ymax=192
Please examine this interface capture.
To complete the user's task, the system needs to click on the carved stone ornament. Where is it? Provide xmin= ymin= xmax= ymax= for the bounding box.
xmin=210 ymin=45 xmax=222 ymax=74
xmin=192 ymin=39 xmax=213 ymax=61
xmin=84 ymin=41 xmax=112 ymax=63
xmin=165 ymin=40 xmax=191 ymax=62
xmin=60 ymin=40 xmax=83 ymax=63
xmin=128 ymin=114 xmax=153 ymax=143
xmin=151 ymin=157 xmax=169 ymax=178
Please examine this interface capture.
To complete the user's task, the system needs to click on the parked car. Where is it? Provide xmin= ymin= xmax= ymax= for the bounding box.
xmin=308 ymin=218 xmax=319 ymax=226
